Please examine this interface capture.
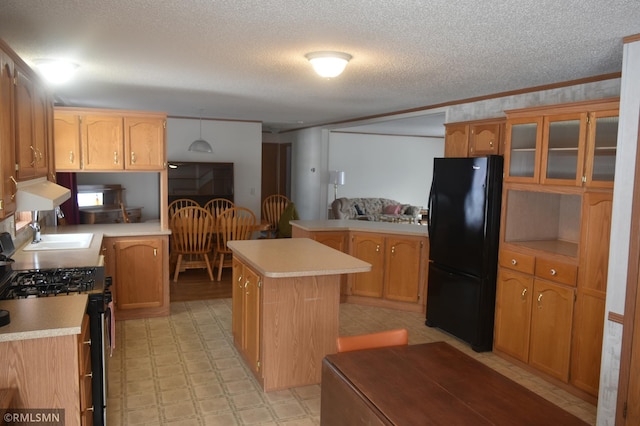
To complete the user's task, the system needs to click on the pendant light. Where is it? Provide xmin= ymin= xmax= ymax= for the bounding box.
xmin=188 ymin=113 xmax=213 ymax=153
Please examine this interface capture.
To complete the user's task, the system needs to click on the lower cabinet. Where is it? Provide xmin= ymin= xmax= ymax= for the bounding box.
xmin=293 ymin=227 xmax=428 ymax=312
xmin=232 ymin=257 xmax=261 ymax=376
xmin=494 ymin=248 xmax=581 ymax=383
xmin=348 ymin=232 xmax=427 ymax=309
xmin=103 ymin=235 xmax=169 ymax=320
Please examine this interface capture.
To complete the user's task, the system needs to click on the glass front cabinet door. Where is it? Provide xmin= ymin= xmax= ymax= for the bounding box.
xmin=540 ymin=112 xmax=587 ymax=186
xmin=584 ymin=110 xmax=618 ymax=188
xmin=504 ymin=117 xmax=543 ymax=183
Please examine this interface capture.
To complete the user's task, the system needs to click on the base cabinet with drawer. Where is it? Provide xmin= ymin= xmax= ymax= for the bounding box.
xmin=494 ymin=251 xmax=577 ymax=382
xmin=103 ymin=235 xmax=170 ymax=320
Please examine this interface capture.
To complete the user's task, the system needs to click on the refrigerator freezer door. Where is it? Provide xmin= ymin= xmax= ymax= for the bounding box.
xmin=426 ymin=262 xmax=494 ymax=351
xmin=428 ymin=157 xmax=489 ymax=277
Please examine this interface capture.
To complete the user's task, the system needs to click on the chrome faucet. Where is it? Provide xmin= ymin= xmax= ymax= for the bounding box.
xmin=29 ymin=210 xmax=41 ymax=243
xmin=55 ymin=206 xmax=65 ymax=227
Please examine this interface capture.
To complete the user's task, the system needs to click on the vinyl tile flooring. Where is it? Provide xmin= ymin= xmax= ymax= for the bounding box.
xmin=106 ymin=296 xmax=598 ymax=425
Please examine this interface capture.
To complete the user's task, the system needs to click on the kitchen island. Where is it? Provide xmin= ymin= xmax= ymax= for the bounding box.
xmin=291 ymin=220 xmax=429 ymax=312
xmin=227 ymin=238 xmax=371 ymax=391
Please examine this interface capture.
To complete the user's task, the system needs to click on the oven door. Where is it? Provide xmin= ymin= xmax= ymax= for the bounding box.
xmin=88 ymin=293 xmax=108 ymax=426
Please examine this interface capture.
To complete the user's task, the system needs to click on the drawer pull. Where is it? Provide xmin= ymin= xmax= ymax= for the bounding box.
xmin=83 ymin=339 xmax=91 ymax=345
xmin=511 ymin=259 xmax=517 ymax=265
xmin=550 ymin=269 xmax=557 ymax=276
xmin=521 ymin=288 xmax=527 ymax=299
xmin=376 ymin=244 xmax=380 ymax=252
xmin=85 ymin=372 xmax=93 ymax=378
xmin=537 ymin=293 xmax=543 ymax=308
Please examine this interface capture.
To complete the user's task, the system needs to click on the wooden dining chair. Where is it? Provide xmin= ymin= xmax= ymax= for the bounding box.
xmin=168 ymin=198 xmax=199 ymax=218
xmin=215 ymin=207 xmax=256 ymax=281
xmin=119 ymin=203 xmax=131 ymax=223
xmin=204 ymin=198 xmax=234 ymax=219
xmin=261 ymin=194 xmax=290 ymax=238
xmin=170 ymin=206 xmax=215 ymax=282
xmin=336 ymin=328 xmax=409 ymax=353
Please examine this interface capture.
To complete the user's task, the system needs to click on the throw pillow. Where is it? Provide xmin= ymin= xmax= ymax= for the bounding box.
xmin=354 ymin=204 xmax=365 ymax=215
xmin=383 ymin=204 xmax=401 ymax=215
xmin=278 ymin=202 xmax=299 ymax=238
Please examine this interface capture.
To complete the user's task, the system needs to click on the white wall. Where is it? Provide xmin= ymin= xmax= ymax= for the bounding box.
xmin=328 ymin=132 xmax=444 ymax=209
xmin=290 ymin=127 xmax=328 ymax=220
xmin=166 ymin=117 xmax=262 ymax=218
xmin=597 ymin=38 xmax=640 ymax=425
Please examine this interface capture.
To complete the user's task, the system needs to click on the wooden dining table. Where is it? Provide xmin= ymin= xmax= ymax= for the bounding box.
xmin=320 ymin=341 xmax=589 ymax=426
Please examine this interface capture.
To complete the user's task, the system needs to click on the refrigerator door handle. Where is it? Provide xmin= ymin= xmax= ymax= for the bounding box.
xmin=427 ymin=178 xmax=435 ymax=236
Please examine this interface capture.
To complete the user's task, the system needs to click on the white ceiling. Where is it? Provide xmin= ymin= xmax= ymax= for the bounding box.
xmin=1 ymin=0 xmax=639 ymax=137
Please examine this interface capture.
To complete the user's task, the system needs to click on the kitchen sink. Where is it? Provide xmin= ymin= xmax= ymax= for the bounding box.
xmin=22 ymin=233 xmax=94 ymax=251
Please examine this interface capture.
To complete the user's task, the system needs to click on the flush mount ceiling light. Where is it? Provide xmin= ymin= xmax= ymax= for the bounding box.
xmin=188 ymin=114 xmax=213 ymax=153
xmin=33 ymin=59 xmax=79 ymax=84
xmin=305 ymin=51 xmax=352 ymax=78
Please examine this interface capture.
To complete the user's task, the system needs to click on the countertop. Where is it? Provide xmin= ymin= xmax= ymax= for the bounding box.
xmin=227 ymin=238 xmax=371 ymax=278
xmin=0 ymin=294 xmax=88 ymax=342
xmin=290 ymin=219 xmax=429 ymax=237
xmin=10 ymin=222 xmax=170 ymax=270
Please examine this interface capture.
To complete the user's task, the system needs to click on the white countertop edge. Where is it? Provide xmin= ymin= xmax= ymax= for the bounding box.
xmin=0 ymin=325 xmax=82 ymax=342
xmin=290 ymin=219 xmax=429 ymax=237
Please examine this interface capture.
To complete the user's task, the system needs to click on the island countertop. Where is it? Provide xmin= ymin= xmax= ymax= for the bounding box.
xmin=290 ymin=219 xmax=429 ymax=237
xmin=0 ymin=294 xmax=88 ymax=342
xmin=227 ymin=238 xmax=371 ymax=278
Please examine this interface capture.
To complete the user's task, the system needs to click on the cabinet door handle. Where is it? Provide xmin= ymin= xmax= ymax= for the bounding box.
xmin=489 ymin=140 xmax=494 ymax=147
xmin=153 ymin=248 xmax=157 ymax=257
xmin=9 ymin=176 xmax=17 ymax=200
xmin=83 ymin=339 xmax=91 ymax=345
xmin=511 ymin=259 xmax=517 ymax=265
xmin=113 ymin=151 xmax=118 ymax=164
xmin=376 ymin=244 xmax=380 ymax=252
xmin=550 ymin=269 xmax=557 ymax=276
xmin=521 ymin=288 xmax=527 ymax=299
xmin=131 ymin=151 xmax=136 ymax=164
xmin=391 ymin=246 xmax=395 ymax=254
xmin=85 ymin=372 xmax=93 ymax=378
xmin=69 ymin=151 xmax=74 ymax=163
xmin=537 ymin=293 xmax=543 ymax=308
xmin=30 ymin=145 xmax=36 ymax=166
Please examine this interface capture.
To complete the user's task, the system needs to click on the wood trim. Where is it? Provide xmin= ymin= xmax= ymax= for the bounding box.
xmin=505 ymin=98 xmax=620 ymax=118
xmin=608 ymin=311 xmax=624 ymax=324
xmin=330 ymin=130 xmax=444 ymax=139
xmin=282 ymin=73 xmax=621 ymax=134
xmin=623 ymin=34 xmax=640 ymax=44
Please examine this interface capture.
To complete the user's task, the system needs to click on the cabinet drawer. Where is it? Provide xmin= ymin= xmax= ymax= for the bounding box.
xmin=534 ymin=258 xmax=577 ymax=286
xmin=499 ymin=250 xmax=535 ymax=274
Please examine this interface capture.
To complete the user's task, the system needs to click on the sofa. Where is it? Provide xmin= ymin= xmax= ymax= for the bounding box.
xmin=331 ymin=197 xmax=421 ymax=223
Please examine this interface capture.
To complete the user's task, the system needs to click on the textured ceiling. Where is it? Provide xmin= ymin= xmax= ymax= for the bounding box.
xmin=1 ymin=0 xmax=639 ymax=135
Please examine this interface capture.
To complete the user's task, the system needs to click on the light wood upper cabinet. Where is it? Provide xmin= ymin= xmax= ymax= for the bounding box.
xmin=444 ymin=119 xmax=505 ymax=158
xmin=505 ymin=99 xmax=619 ymax=188
xmin=54 ymin=108 xmax=167 ymax=171
xmin=0 ymin=49 xmax=16 ymax=218
xmin=54 ymin=112 xmax=81 ymax=170
xmin=124 ymin=116 xmax=166 ymax=170
xmin=82 ymin=114 xmax=124 ymax=170
xmin=14 ymin=64 xmax=49 ymax=180
xmin=469 ymin=122 xmax=503 ymax=157
xmin=444 ymin=123 xmax=469 ymax=157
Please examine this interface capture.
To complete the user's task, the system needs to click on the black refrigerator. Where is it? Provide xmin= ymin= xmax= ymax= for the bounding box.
xmin=425 ymin=155 xmax=503 ymax=352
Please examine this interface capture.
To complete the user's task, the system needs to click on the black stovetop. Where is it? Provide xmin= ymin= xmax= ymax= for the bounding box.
xmin=0 ymin=266 xmax=104 ymax=300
